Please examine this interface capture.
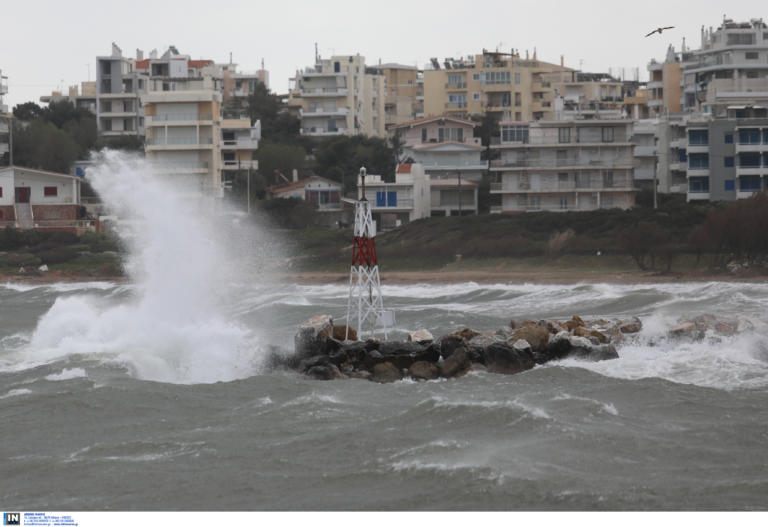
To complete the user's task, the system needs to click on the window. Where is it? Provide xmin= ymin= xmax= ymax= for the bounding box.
xmin=501 ymin=125 xmax=529 ymax=143
xmin=688 ymin=129 xmax=708 ymax=145
xmin=689 ymin=176 xmax=710 ymax=193
xmin=724 ymin=133 xmax=734 ymax=144
xmin=438 ymin=127 xmax=464 ymax=142
xmin=472 ymin=73 xmax=480 ymax=81
xmin=448 ymin=93 xmax=467 ymax=108
xmin=558 ymin=127 xmax=571 ymax=143
xmin=689 ymin=153 xmax=709 ymax=169
xmin=473 ymin=92 xmax=480 ymax=101
xmin=0 ymin=187 xmax=2 ymax=197
xmin=519 ymin=174 xmax=530 ymax=190
xmin=559 ymin=196 xmax=568 ymax=210
xmin=746 ymin=71 xmax=760 ymax=79
xmin=515 ymin=112 xmax=522 ymax=121
xmin=727 ymin=33 xmax=755 ymax=45
xmin=725 ymin=180 xmax=735 ymax=191
xmin=602 ymin=171 xmax=614 ymax=188
xmin=738 ymin=128 xmax=761 ymax=145
xmin=514 ymin=72 xmax=521 ymax=85
xmin=557 ymin=150 xmax=568 ymax=165
xmin=483 ymin=71 xmax=510 ymax=85
xmin=679 ymin=149 xmax=688 ymax=162
xmin=376 ymin=192 xmax=386 ymax=207
xmin=739 ymin=152 xmax=761 ymax=167
xmin=44 ymin=186 xmax=58 ymax=197
xmin=740 ymin=176 xmax=761 ymax=191
xmin=746 ymin=51 xmax=759 ymax=60
xmin=529 ymin=196 xmax=541 ymax=210
xmin=514 ymin=92 xmax=522 ymax=106
xmin=421 ymin=128 xmax=427 ymax=142
xmin=725 ymin=156 xmax=735 ymax=168
xmin=601 ymin=127 xmax=615 ymax=143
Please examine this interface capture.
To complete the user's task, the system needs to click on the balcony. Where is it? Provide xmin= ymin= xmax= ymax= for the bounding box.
xmin=532 ymin=81 xmax=551 ymax=92
xmin=371 ymin=198 xmax=414 ymax=209
xmin=0 ymin=122 xmax=8 ymax=134
xmin=222 ymin=159 xmax=258 ymax=170
xmin=221 ymin=138 xmax=259 ymax=150
xmin=648 ymin=99 xmax=663 ymax=107
xmin=301 ymin=127 xmax=349 ymax=136
xmin=299 ymin=87 xmax=349 ymax=97
xmin=736 ymin=165 xmax=763 ymax=176
xmin=151 ymin=162 xmax=209 ymax=174
xmin=300 ymin=107 xmax=349 ymax=117
xmin=148 ymin=113 xmax=213 ymax=125
xmin=146 ymin=137 xmax=214 ymax=149
xmin=445 ymin=82 xmax=467 ymax=90
xmin=634 ymin=145 xmax=656 ymax=157
xmin=647 ymin=81 xmax=663 ymax=90
xmin=445 ymin=102 xmax=468 ymax=109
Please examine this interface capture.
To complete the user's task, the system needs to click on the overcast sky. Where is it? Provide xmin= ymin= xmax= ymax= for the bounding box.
xmin=2 ymin=0 xmax=766 ymax=108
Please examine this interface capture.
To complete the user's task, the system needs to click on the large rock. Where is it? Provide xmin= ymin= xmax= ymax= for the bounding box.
xmin=438 ymin=348 xmax=471 ymax=378
xmin=485 ymin=342 xmax=535 ymax=375
xmin=294 ymin=315 xmax=334 ymax=358
xmin=332 ymin=325 xmax=358 ymax=342
xmin=539 ymin=332 xmax=618 ymax=363
xmin=408 ymin=329 xmax=434 ymax=344
xmin=573 ymin=326 xmax=609 ymax=344
xmin=365 ymin=341 xmax=440 ymax=370
xmin=298 ymin=354 xmax=330 ymax=374
xmin=372 ymin=362 xmax=402 ymax=383
xmin=511 ymin=322 xmax=550 ymax=353
xmin=618 ymin=318 xmax=642 ymax=334
xmin=409 ymin=361 xmax=439 ymax=381
xmin=306 ymin=364 xmax=346 ymax=381
xmin=437 ymin=334 xmax=467 ymax=360
xmin=668 ymin=322 xmax=701 ymax=339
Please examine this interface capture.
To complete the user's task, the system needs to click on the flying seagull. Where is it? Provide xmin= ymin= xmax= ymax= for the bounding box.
xmin=646 ymin=26 xmax=675 ymax=37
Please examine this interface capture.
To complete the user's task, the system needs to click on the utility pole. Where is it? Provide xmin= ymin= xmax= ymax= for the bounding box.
xmin=458 ymin=171 xmax=462 ymax=215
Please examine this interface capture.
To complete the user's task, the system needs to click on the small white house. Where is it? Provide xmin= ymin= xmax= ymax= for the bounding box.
xmin=269 ymin=175 xmax=343 ymax=210
xmin=358 ymin=163 xmax=430 ymax=229
xmin=0 ymin=166 xmax=82 ymax=230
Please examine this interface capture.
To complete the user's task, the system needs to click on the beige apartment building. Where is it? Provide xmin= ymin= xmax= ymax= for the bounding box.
xmin=371 ymin=63 xmax=424 ymax=127
xmin=647 ymin=45 xmax=683 ymax=117
xmin=490 ymin=120 xmax=637 ymax=213
xmin=423 ymin=50 xmax=571 ymax=122
xmin=40 ymin=82 xmax=97 ymax=114
xmin=290 ymin=55 xmax=386 ymax=137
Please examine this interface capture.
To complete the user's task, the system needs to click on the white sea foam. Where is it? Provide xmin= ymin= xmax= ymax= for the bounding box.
xmin=45 ymin=368 xmax=88 ymax=382
xmin=0 ymin=388 xmax=33 ymax=399
xmin=19 ymin=151 xmax=277 ymax=384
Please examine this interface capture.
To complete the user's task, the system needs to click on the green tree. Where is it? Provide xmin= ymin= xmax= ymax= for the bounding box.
xmin=313 ymin=136 xmax=395 ymax=194
xmin=256 ymin=142 xmax=307 ymax=187
xmin=13 ymin=102 xmax=44 ymax=121
xmin=13 ymin=121 xmax=80 ymax=173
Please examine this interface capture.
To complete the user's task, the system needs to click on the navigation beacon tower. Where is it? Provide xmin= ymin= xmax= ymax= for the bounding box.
xmin=345 ymin=167 xmax=393 ymax=340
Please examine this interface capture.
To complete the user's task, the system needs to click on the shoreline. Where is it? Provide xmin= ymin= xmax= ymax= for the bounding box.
xmin=4 ymin=268 xmax=764 ymax=286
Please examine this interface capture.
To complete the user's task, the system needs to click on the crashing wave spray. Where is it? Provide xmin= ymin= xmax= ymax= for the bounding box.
xmin=27 ymin=151 xmax=273 ymax=384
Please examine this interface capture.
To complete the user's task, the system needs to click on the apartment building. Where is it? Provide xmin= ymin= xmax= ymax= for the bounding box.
xmin=490 ymin=120 xmax=637 ymax=213
xmin=682 ymin=108 xmax=768 ymax=202
xmin=545 ymin=71 xmax=625 ymax=120
xmin=96 ymin=43 xmax=148 ymax=138
xmin=221 ymin=62 xmax=270 ymax=102
xmin=682 ymin=18 xmax=768 ymax=115
xmin=647 ymin=46 xmax=683 ymax=117
xmin=40 ymin=82 xmax=97 ymax=114
xmin=371 ymin=63 xmax=424 ymax=127
xmin=632 ymin=119 xmax=657 ymax=192
xmin=391 ymin=115 xmax=485 ymax=182
xmin=290 ymin=55 xmax=386 ymax=137
xmin=653 ymin=117 xmax=689 ymax=194
xmin=1 ymin=69 xmax=8 ymax=161
xmin=220 ymin=116 xmax=260 ymax=187
xmin=357 ymin=163 xmax=430 ymax=228
xmin=423 ymin=50 xmax=571 ymax=122
xmin=624 ymin=87 xmax=650 ymax=120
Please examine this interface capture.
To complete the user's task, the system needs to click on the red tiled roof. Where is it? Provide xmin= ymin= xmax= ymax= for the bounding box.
xmin=136 ymin=59 xmax=150 ymax=69
xmin=269 ymin=175 xmax=342 ymax=193
xmin=396 ymin=163 xmax=412 ymax=173
xmin=189 ymin=59 xmax=213 ymax=68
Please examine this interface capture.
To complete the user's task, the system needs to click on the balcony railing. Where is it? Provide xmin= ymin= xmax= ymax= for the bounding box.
xmin=146 ymin=137 xmax=214 ymax=145
xmin=151 ymin=161 xmax=209 ymax=170
xmin=446 ymin=102 xmax=468 ymax=109
xmin=153 ymin=113 xmax=213 ymax=122
xmin=371 ymin=198 xmax=414 ymax=209
xmin=445 ymin=82 xmax=467 ymax=89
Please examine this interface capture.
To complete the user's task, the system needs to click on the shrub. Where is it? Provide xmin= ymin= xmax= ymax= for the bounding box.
xmin=1 ymin=253 xmax=42 ymax=267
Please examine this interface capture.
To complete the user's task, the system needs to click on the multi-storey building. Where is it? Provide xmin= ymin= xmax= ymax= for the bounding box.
xmin=371 ymin=63 xmax=424 ymax=127
xmin=1 ymin=69 xmax=8 ymax=161
xmin=289 ymin=55 xmax=386 ymax=137
xmin=682 ymin=18 xmax=768 ymax=115
xmin=632 ymin=119 xmax=657 ymax=192
xmin=422 ymin=50 xmax=571 ymax=122
xmin=490 ymin=119 xmax=637 ymax=213
xmin=623 ymin=87 xmax=650 ymax=120
xmin=358 ymin=163 xmax=430 ymax=228
xmin=545 ymin=71 xmax=625 ymax=120
xmin=647 ymin=46 xmax=683 ymax=117
xmin=96 ymin=43 xmax=148 ymax=139
xmin=40 ymin=82 xmax=97 ymax=114
xmin=682 ymin=108 xmax=768 ymax=202
xmin=221 ymin=62 xmax=270 ymax=103
xmin=220 ymin=115 xmax=260 ymax=188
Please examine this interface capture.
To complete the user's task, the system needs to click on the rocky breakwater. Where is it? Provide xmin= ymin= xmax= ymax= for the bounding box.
xmin=281 ymin=314 xmax=641 ymax=383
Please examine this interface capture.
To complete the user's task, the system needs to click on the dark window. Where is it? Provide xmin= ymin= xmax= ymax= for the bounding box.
xmin=724 ymin=133 xmax=733 ymax=144
xmin=746 ymin=51 xmax=759 ymax=60
xmin=740 ymin=176 xmax=761 ymax=191
xmin=558 ymin=128 xmax=571 ymax=143
xmin=688 ymin=129 xmax=708 ymax=145
xmin=679 ymin=149 xmax=688 ymax=162
xmin=0 ymin=187 xmax=2 ymax=198
xmin=724 ymin=156 xmax=735 ymax=168
xmin=725 ymin=179 xmax=735 ymax=191
xmin=739 ymin=152 xmax=761 ymax=167
xmin=44 ymin=186 xmax=58 ymax=197
xmin=376 ymin=192 xmax=386 ymax=207
xmin=689 ymin=153 xmax=709 ymax=169
xmin=738 ymin=129 xmax=761 ymax=145
xmin=421 ymin=128 xmax=427 ymax=142
xmin=689 ymin=176 xmax=709 ymax=193
xmin=601 ymin=127 xmax=614 ymax=143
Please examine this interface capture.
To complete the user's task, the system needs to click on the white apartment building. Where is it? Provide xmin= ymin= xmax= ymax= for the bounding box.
xmin=290 ymin=55 xmax=386 ymax=137
xmin=220 ymin=116 xmax=260 ymax=188
xmin=682 ymin=18 xmax=768 ymax=115
xmin=357 ymin=163 xmax=430 ymax=229
xmin=490 ymin=120 xmax=637 ymax=212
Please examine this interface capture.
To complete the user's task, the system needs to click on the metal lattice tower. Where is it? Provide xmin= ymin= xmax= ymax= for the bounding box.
xmin=345 ymin=167 xmax=392 ymax=340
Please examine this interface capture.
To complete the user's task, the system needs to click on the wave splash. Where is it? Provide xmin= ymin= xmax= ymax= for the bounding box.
xmin=24 ymin=151 xmax=273 ymax=384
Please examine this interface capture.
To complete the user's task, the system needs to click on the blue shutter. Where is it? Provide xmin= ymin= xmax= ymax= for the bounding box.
xmin=387 ymin=191 xmax=397 ymax=207
xmin=376 ymin=192 xmax=386 ymax=207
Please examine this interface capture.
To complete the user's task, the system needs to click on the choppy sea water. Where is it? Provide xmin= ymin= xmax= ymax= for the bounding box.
xmin=2 ymin=280 xmax=768 ymax=511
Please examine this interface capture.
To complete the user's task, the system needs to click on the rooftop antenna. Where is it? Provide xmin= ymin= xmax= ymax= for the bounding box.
xmin=345 ymin=166 xmax=393 ymax=340
xmin=315 ymin=42 xmax=319 ymax=64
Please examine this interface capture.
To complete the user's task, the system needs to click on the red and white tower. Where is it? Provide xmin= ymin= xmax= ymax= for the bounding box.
xmin=346 ymin=167 xmax=392 ymax=340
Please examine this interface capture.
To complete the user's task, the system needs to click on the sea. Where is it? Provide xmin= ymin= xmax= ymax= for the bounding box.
xmin=2 ymin=152 xmax=768 ymax=511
